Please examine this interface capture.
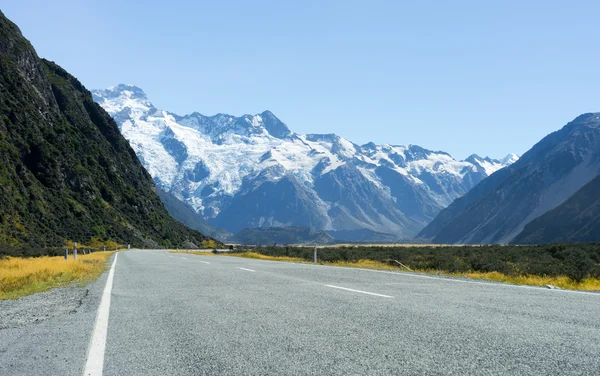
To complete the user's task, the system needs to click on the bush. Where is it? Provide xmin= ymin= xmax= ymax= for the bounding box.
xmin=562 ymin=248 xmax=595 ymax=282
xmin=250 ymin=243 xmax=600 ymax=281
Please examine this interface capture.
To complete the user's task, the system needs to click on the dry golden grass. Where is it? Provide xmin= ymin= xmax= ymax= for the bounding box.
xmin=171 ymin=250 xmax=217 ymax=256
xmin=233 ymin=251 xmax=305 ymax=263
xmin=454 ymin=271 xmax=600 ymax=291
xmin=0 ymin=251 xmax=115 ymax=300
xmin=205 ymin=252 xmax=600 ymax=291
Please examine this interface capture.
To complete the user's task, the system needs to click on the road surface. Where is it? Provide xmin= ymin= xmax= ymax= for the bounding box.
xmin=1 ymin=250 xmax=599 ymax=375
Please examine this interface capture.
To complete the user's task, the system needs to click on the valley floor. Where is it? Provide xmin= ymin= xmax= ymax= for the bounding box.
xmin=2 ymin=250 xmax=599 ymax=375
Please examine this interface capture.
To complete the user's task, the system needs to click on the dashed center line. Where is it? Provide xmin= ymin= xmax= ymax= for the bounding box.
xmin=325 ymin=284 xmax=393 ymax=298
xmin=237 ymin=267 xmax=256 ymax=272
xmin=198 ymin=261 xmax=210 ymax=264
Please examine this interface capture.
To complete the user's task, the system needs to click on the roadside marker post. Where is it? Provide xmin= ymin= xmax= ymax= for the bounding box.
xmin=73 ymin=242 xmax=77 ymax=261
xmin=64 ymin=249 xmax=68 ymax=261
xmin=314 ymin=245 xmax=317 ymax=263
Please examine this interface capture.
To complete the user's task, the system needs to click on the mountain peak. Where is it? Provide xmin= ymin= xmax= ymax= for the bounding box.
xmin=100 ymin=84 xmax=147 ymax=100
xmin=258 ymin=110 xmax=292 ymax=139
xmin=93 ymin=84 xmax=514 ymax=240
xmin=464 ymin=153 xmax=518 ymax=166
xmin=500 ymin=153 xmax=519 ymax=165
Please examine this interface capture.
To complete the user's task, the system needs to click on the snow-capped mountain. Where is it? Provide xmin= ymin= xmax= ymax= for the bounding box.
xmin=92 ymin=84 xmax=518 ymax=240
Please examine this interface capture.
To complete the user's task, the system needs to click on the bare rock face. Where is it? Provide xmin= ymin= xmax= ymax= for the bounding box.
xmin=419 ymin=113 xmax=600 ymax=244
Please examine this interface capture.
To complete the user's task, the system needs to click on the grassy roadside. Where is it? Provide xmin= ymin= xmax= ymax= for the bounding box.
xmin=0 ymin=251 xmax=116 ymax=300
xmin=209 ymin=251 xmax=600 ymax=291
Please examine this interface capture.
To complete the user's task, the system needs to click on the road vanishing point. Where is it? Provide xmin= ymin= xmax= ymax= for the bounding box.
xmin=1 ymin=250 xmax=599 ymax=375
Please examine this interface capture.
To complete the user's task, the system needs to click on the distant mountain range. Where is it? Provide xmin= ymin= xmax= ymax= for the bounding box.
xmin=0 ymin=12 xmax=212 ymax=248
xmin=93 ymin=85 xmax=517 ymax=241
xmin=418 ymin=113 xmax=600 ymax=244
xmin=232 ymin=226 xmax=335 ymax=245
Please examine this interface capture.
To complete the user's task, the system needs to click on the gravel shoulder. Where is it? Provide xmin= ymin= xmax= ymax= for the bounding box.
xmin=0 ymin=253 xmax=114 ymax=376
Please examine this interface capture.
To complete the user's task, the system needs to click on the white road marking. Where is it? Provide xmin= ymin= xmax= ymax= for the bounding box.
xmin=198 ymin=261 xmax=210 ymax=264
xmin=181 ymin=257 xmax=188 ymax=260
xmin=325 ymin=284 xmax=393 ymax=298
xmin=296 ymin=262 xmax=600 ymax=297
xmin=83 ymin=252 xmax=118 ymax=376
xmin=237 ymin=267 xmax=256 ymax=272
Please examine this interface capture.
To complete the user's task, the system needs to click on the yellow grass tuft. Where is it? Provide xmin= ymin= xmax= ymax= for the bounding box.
xmin=234 ymin=252 xmax=305 ymax=263
xmin=0 ymin=251 xmax=115 ymax=300
xmin=201 ymin=239 xmax=220 ymax=249
xmin=455 ymin=271 xmax=600 ymax=291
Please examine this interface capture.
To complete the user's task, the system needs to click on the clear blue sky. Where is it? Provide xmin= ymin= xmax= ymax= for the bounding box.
xmin=2 ymin=0 xmax=599 ymax=159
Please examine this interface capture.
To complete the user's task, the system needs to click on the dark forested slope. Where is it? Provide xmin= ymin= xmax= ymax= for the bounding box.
xmin=0 ymin=11 xmax=212 ymax=248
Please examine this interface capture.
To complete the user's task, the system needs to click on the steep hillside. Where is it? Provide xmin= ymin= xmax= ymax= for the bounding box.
xmin=232 ymin=226 xmax=335 ymax=245
xmin=418 ymin=113 xmax=600 ymax=244
xmin=513 ymin=174 xmax=600 ymax=244
xmin=156 ymin=187 xmax=231 ymax=241
xmin=0 ymin=11 xmax=212 ymax=248
xmin=93 ymin=85 xmax=517 ymax=240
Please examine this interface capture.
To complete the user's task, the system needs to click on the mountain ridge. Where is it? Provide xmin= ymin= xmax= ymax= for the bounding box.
xmin=418 ymin=112 xmax=600 ymax=244
xmin=93 ymin=84 xmax=518 ymax=240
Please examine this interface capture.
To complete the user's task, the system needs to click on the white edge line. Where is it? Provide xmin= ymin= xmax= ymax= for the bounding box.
xmin=237 ymin=267 xmax=256 ymax=272
xmin=83 ymin=252 xmax=118 ymax=376
xmin=325 ymin=284 xmax=393 ymax=298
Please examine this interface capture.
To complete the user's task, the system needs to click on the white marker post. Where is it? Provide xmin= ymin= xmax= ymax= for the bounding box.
xmin=314 ymin=245 xmax=317 ymax=264
xmin=73 ymin=242 xmax=77 ymax=261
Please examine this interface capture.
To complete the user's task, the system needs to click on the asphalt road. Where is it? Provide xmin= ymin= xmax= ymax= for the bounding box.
xmin=1 ymin=250 xmax=599 ymax=375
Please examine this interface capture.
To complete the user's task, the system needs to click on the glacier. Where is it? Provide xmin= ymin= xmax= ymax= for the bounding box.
xmin=93 ymin=84 xmax=518 ymax=240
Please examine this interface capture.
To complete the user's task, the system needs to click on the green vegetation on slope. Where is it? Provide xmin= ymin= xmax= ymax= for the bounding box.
xmin=0 ymin=11 xmax=214 ymax=251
